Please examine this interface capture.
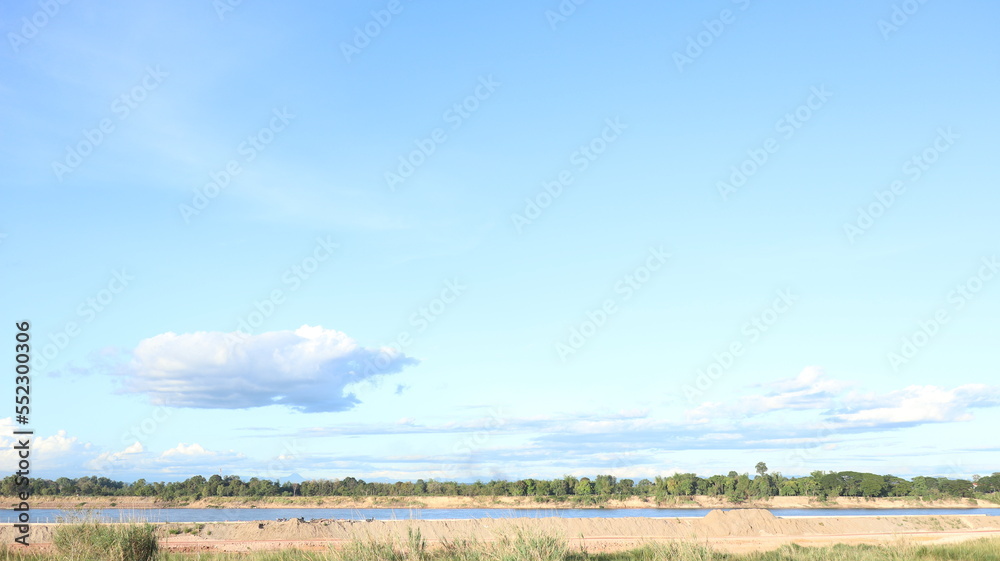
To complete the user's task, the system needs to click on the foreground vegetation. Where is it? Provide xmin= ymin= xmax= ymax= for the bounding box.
xmin=0 ymin=525 xmax=998 ymax=561
xmin=3 ymin=521 xmax=158 ymax=561
xmin=4 ymin=464 xmax=1000 ymax=504
xmin=50 ymin=521 xmax=158 ymax=561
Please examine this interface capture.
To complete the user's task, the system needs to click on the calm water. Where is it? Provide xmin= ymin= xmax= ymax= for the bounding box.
xmin=3 ymin=507 xmax=998 ymax=523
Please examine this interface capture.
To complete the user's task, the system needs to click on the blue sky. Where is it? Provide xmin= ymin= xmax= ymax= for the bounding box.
xmin=2 ymin=0 xmax=999 ymax=483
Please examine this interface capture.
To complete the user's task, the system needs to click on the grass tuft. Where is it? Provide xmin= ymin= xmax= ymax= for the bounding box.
xmin=52 ymin=521 xmax=158 ymax=561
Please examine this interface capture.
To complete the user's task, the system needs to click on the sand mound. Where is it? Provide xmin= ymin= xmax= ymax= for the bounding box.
xmin=701 ymin=509 xmax=781 ymax=537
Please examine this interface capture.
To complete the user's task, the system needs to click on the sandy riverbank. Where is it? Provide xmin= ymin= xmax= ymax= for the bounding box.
xmin=3 ymin=494 xmax=993 ymax=510
xmin=3 ymin=510 xmax=999 ymax=554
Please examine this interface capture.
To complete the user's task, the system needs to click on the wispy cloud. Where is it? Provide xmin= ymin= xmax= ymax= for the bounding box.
xmin=17 ymin=369 xmax=998 ymax=480
xmin=685 ymin=366 xmax=852 ymax=421
xmin=285 ymin=369 xmax=1000 ymax=471
xmin=829 ymin=384 xmax=1000 ymax=428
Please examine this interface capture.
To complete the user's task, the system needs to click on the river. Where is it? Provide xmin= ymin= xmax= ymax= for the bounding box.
xmin=3 ymin=507 xmax=998 ymax=524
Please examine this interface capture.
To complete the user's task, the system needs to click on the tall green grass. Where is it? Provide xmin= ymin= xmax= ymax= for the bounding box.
xmin=51 ymin=521 xmax=159 ymax=561
xmin=327 ymin=526 xmax=567 ymax=561
xmin=590 ymin=538 xmax=1000 ymax=561
xmin=0 ymin=525 xmax=998 ymax=561
xmin=330 ymin=527 xmax=428 ymax=561
xmin=0 ymin=522 xmax=158 ymax=561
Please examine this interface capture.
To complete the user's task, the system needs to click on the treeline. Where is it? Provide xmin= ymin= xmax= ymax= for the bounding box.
xmin=5 ymin=467 xmax=999 ymax=503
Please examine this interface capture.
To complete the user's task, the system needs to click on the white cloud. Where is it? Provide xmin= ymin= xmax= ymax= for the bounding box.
xmin=85 ymin=441 xmax=145 ymax=471
xmin=161 ymin=443 xmax=211 ymax=458
xmin=150 ymin=442 xmax=245 ymax=471
xmin=85 ymin=440 xmax=249 ymax=479
xmin=760 ymin=366 xmax=853 ymax=403
xmin=115 ymin=325 xmax=418 ymax=412
xmin=0 ymin=420 xmax=92 ymax=474
xmin=831 ymin=384 xmax=1000 ymax=427
xmin=157 ymin=442 xmax=246 ymax=464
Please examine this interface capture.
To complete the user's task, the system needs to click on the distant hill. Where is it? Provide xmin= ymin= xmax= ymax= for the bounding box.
xmin=283 ymin=473 xmax=307 ymax=484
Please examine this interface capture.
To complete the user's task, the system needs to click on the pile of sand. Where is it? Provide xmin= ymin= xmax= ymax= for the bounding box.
xmin=162 ymin=510 xmax=1000 ymax=543
xmin=700 ymin=509 xmax=783 ymax=537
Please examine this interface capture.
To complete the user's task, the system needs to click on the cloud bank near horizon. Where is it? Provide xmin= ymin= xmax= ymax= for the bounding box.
xmin=8 ymin=367 xmax=1000 ymax=480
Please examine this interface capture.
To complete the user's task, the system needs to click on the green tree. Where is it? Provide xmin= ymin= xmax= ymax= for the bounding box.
xmin=594 ymin=475 xmax=616 ymax=495
xmin=634 ymin=479 xmax=653 ymax=496
xmin=779 ymin=480 xmax=798 ymax=496
xmin=860 ymin=474 xmax=886 ymax=498
xmin=563 ymin=476 xmax=579 ymax=494
xmin=534 ymin=480 xmax=552 ymax=496
xmin=751 ymin=474 xmax=776 ymax=499
xmin=911 ymin=477 xmax=937 ymax=499
xmin=939 ymin=478 xmax=974 ymax=498
xmin=186 ymin=475 xmax=207 ymax=497
xmin=507 ymin=480 xmax=527 ymax=496
xmin=706 ymin=475 xmax=729 ymax=496
xmin=978 ymin=474 xmax=1000 ymax=494
xmin=671 ymin=473 xmax=697 ymax=496
xmin=55 ymin=477 xmax=76 ymax=496
xmin=615 ymin=478 xmax=634 ymax=497
xmin=549 ymin=478 xmax=568 ymax=496
xmin=730 ymin=474 xmax=751 ymax=502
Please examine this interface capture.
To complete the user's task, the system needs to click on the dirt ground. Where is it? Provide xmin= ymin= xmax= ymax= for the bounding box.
xmin=3 ymin=509 xmax=999 ymax=554
xmin=5 ymin=494 xmax=993 ymax=510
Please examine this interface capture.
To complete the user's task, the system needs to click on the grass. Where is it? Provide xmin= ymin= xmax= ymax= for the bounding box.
xmin=49 ymin=521 xmax=158 ymax=561
xmin=0 ymin=525 xmax=997 ymax=561
xmin=166 ymin=524 xmax=204 ymax=535
xmin=591 ymin=539 xmax=1000 ymax=560
xmin=324 ymin=526 xmax=568 ymax=561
